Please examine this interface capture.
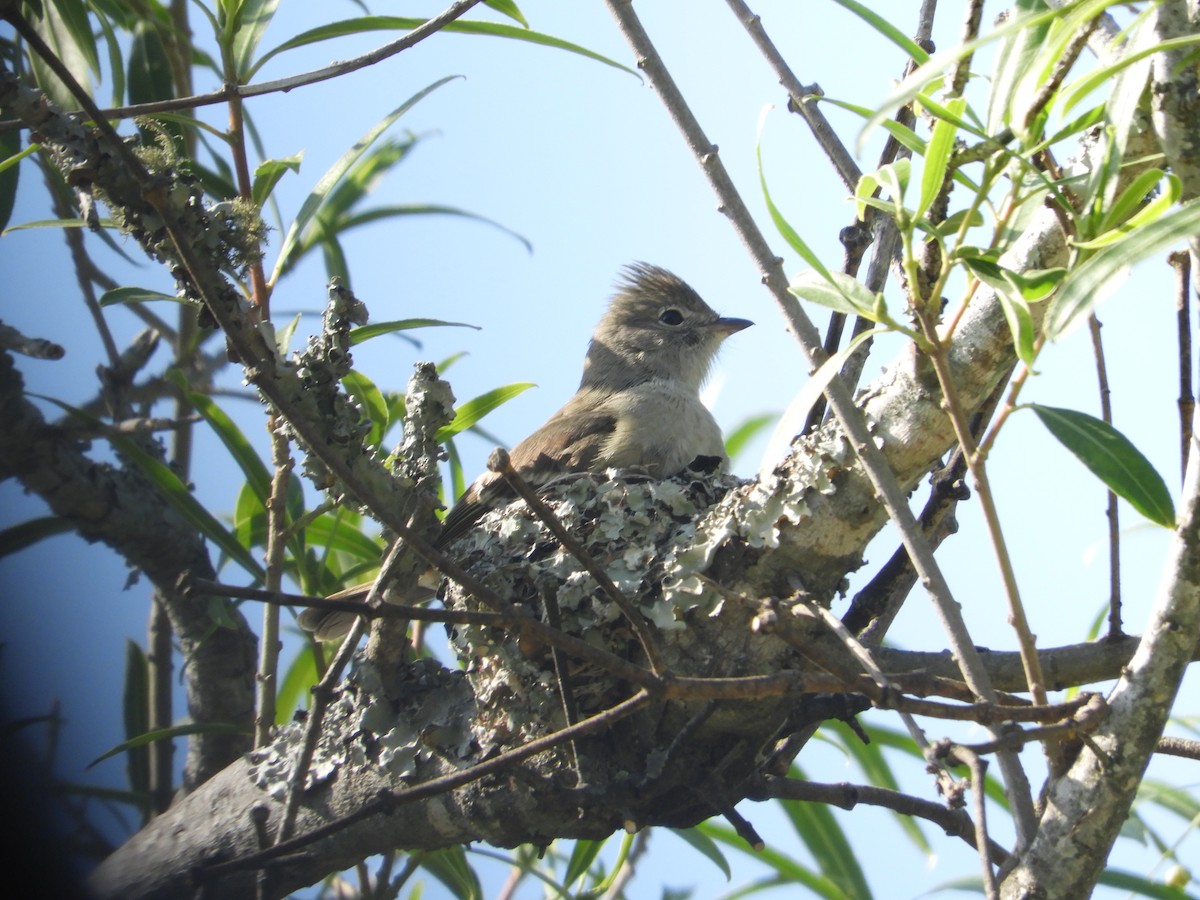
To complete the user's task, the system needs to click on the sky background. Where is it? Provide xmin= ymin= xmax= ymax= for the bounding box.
xmin=1 ymin=1 xmax=1197 ymax=897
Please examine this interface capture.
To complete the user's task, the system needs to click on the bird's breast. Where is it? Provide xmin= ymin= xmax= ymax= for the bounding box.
xmin=598 ymin=380 xmax=724 ymax=477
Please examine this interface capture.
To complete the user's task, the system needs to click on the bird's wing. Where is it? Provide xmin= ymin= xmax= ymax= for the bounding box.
xmin=436 ymin=398 xmax=618 ymax=548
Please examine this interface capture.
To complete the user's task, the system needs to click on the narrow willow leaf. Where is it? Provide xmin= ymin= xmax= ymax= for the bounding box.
xmin=724 ymin=412 xmax=778 ymax=462
xmin=251 ymin=152 xmax=303 ymax=207
xmin=89 ymin=721 xmax=248 ymax=767
xmin=341 ymin=369 xmax=388 ymax=449
xmin=3 ymin=217 xmax=117 ymax=235
xmin=563 ymin=838 xmax=606 ymax=888
xmin=917 ymin=96 xmax=966 ymax=220
xmin=1096 ymin=168 xmax=1168 ymax=236
xmin=304 ymin=515 xmax=385 ymax=562
xmin=36 ymin=396 xmax=265 ymax=576
xmin=420 ymin=845 xmax=482 ymax=900
xmin=827 ymin=0 xmax=929 ymax=64
xmin=0 ymin=115 xmax=22 ymax=232
xmin=697 ymin=821 xmax=842 ymax=894
xmin=122 ymin=640 xmax=150 ymax=800
xmin=251 ymin=17 xmax=635 ymax=80
xmin=167 ymin=370 xmax=272 ymax=504
xmin=669 ymin=828 xmax=731 ymax=880
xmin=1060 ymin=33 xmax=1200 ymax=117
xmin=275 ymin=645 xmax=319 ymax=725
xmin=483 ymin=0 xmax=528 ymax=28
xmin=435 ymin=383 xmax=536 ymax=442
xmin=99 ymin=286 xmax=185 ymax=307
xmin=789 ymin=270 xmax=881 ymax=318
xmin=270 ymin=77 xmax=460 ymax=286
xmin=859 ymin=3 xmax=1100 ymax=153
xmin=348 ymin=317 xmax=480 ymax=345
xmin=1046 ymin=199 xmax=1200 ymax=338
xmin=229 ymin=0 xmax=281 ymax=79
xmin=1031 ymin=405 xmax=1174 ymax=527
xmin=1095 ymin=868 xmax=1193 ymax=899
xmin=1076 ymin=173 xmax=1182 ymax=251
xmin=756 ymin=106 xmax=832 ymax=280
xmin=0 ymin=516 xmax=73 ymax=558
xmin=334 ymin=204 xmax=533 ymax=254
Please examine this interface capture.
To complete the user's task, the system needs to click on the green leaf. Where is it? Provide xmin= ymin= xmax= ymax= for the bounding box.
xmin=1095 ymin=168 xmax=1170 ymax=237
xmin=2 ymin=217 xmax=118 ymax=236
xmin=917 ymin=96 xmax=966 ymax=220
xmin=724 ymin=412 xmax=778 ymax=462
xmin=167 ymin=370 xmax=272 ymax=504
xmin=122 ymin=640 xmax=151 ymax=801
xmin=1046 ymin=198 xmax=1200 ymax=339
xmin=483 ymin=0 xmax=528 ymax=28
xmin=420 ymin=845 xmax=482 ymax=900
xmin=1077 ymin=173 xmax=1183 ymax=251
xmin=275 ymin=645 xmax=319 ymax=725
xmin=35 ymin=396 xmax=266 ymax=578
xmin=827 ymin=0 xmax=929 ymax=65
xmin=698 ymin=821 xmax=847 ymax=897
xmin=228 ymin=0 xmax=281 ymax=80
xmin=669 ymin=827 xmax=732 ymax=880
xmin=859 ymin=3 xmax=1118 ymax=152
xmin=269 ymin=77 xmax=461 ymax=286
xmin=756 ymin=106 xmax=832 ymax=281
xmin=304 ymin=514 xmax=385 ymax=562
xmin=251 ymin=17 xmax=635 ymax=81
xmin=1095 ymin=869 xmax=1191 ymax=899
xmin=1060 ymin=33 xmax=1200 ymax=117
xmin=99 ymin=286 xmax=185 ymax=307
xmin=435 ymin=383 xmax=536 ymax=442
xmin=28 ymin=0 xmax=100 ymax=109
xmin=0 ymin=516 xmax=73 ymax=558
xmin=348 ymin=317 xmax=480 ymax=346
xmin=251 ymin=152 xmax=303 ymax=207
xmin=562 ymin=838 xmax=606 ymax=888
xmin=788 ymin=270 xmax=882 ymax=319
xmin=89 ymin=721 xmax=249 ymax=767
xmin=331 ymin=203 xmax=533 ymax=254
xmin=0 ymin=128 xmax=23 ymax=232
xmin=342 ymin=369 xmax=388 ymax=449
xmin=1031 ymin=405 xmax=1175 ymax=527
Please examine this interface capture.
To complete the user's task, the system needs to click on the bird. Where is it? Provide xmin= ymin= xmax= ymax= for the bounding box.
xmin=300 ymin=262 xmax=751 ymax=640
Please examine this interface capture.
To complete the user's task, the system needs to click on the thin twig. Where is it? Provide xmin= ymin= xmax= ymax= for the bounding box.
xmin=755 ymin=774 xmax=1010 ymax=866
xmin=488 ymin=447 xmax=664 ymax=674
xmin=1171 ymin=250 xmax=1194 ymax=480
xmin=255 ymin=425 xmax=292 ymax=747
xmin=722 ymin=0 xmax=861 ymax=191
xmin=1088 ymin=314 xmax=1123 ymax=638
xmin=199 ymin=690 xmax=655 ymax=880
xmin=945 ymin=744 xmax=999 ymax=900
xmin=0 ymin=0 xmax=488 ymax=133
xmin=1157 ymin=736 xmax=1200 ymax=761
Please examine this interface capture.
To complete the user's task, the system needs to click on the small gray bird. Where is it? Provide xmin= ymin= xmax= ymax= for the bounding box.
xmin=301 ymin=263 xmax=751 ymax=639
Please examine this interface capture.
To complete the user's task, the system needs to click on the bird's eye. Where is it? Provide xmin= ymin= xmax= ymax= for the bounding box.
xmin=659 ymin=308 xmax=684 ymax=326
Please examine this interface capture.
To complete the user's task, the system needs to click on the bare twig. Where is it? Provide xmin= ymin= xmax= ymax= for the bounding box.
xmin=944 ymin=744 xmax=999 ymax=899
xmin=255 ymin=426 xmax=292 ymax=747
xmin=755 ymin=775 xmax=1010 ymax=867
xmin=1171 ymin=250 xmax=1194 ymax=480
xmin=200 ymin=690 xmax=655 ymax=881
xmin=0 ymin=0 xmax=488 ymax=133
xmin=1088 ymin=314 xmax=1123 ymax=638
xmin=1157 ymin=736 xmax=1200 ymax=761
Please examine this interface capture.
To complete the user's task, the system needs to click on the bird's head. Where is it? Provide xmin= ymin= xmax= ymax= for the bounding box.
xmin=581 ymin=262 xmax=752 ymax=392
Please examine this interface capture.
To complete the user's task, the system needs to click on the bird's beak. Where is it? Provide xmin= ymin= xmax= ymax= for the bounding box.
xmin=711 ymin=316 xmax=754 ymax=336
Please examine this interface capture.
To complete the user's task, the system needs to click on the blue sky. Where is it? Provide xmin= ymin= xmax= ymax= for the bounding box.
xmin=1 ymin=2 xmax=1196 ymax=897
